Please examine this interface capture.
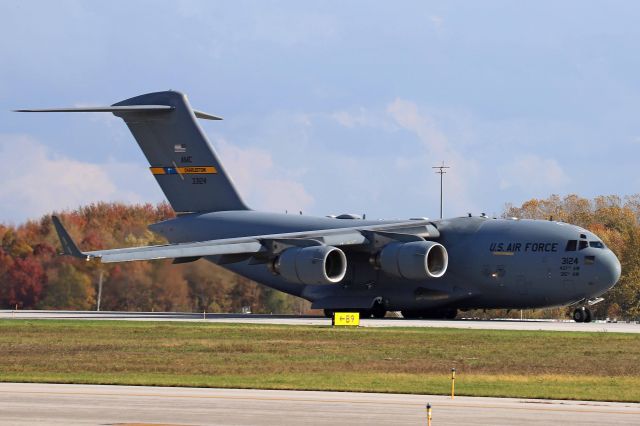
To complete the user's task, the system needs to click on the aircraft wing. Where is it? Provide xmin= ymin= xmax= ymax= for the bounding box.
xmin=51 ymin=216 xmax=438 ymax=263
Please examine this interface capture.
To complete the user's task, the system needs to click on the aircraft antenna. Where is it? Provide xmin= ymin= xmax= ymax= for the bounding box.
xmin=432 ymin=161 xmax=450 ymax=219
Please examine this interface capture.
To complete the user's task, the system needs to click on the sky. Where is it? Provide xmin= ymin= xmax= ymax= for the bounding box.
xmin=1 ymin=1 xmax=639 ymax=224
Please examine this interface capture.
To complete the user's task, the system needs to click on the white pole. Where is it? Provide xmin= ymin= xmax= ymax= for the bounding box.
xmin=97 ymin=271 xmax=103 ymax=311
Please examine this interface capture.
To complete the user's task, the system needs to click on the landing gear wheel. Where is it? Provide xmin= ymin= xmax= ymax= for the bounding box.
xmin=573 ymin=307 xmax=586 ymax=323
xmin=584 ymin=308 xmax=592 ymax=323
xmin=371 ymin=303 xmax=387 ymax=319
xmin=323 ymin=309 xmax=334 ymax=319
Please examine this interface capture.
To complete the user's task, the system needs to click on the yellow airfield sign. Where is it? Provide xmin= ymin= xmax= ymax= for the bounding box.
xmin=332 ymin=312 xmax=360 ymax=327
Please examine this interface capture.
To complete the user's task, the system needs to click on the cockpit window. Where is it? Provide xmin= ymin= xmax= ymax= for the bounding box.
xmin=589 ymin=241 xmax=605 ymax=249
xmin=578 ymin=240 xmax=589 ymax=250
xmin=565 ymin=240 xmax=577 ymax=251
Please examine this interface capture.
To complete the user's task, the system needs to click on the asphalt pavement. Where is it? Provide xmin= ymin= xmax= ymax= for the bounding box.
xmin=0 ymin=383 xmax=638 ymax=426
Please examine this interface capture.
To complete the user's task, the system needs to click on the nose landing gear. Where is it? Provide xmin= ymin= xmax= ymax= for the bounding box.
xmin=572 ymin=307 xmax=592 ymax=323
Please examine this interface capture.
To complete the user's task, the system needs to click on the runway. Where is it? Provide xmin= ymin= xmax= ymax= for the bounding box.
xmin=0 ymin=383 xmax=638 ymax=425
xmin=1 ymin=309 xmax=639 ymax=333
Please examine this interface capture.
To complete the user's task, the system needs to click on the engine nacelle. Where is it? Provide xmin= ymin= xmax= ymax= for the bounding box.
xmin=376 ymin=240 xmax=448 ymax=280
xmin=272 ymin=245 xmax=347 ymax=285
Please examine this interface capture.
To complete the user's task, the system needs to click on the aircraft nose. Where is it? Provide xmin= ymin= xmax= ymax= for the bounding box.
xmin=600 ymin=250 xmax=622 ymax=289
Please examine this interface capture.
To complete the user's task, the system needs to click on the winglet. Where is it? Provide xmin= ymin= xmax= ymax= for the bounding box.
xmin=51 ymin=216 xmax=86 ymax=259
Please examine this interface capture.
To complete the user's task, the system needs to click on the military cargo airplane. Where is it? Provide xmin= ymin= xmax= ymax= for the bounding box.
xmin=17 ymin=91 xmax=621 ymax=322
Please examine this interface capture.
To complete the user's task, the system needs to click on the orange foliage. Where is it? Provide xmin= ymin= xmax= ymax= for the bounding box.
xmin=0 ymin=202 xmax=290 ymax=313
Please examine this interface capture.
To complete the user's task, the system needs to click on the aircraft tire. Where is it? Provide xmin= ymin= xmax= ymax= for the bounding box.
xmin=323 ymin=309 xmax=334 ymax=318
xmin=584 ymin=308 xmax=593 ymax=323
xmin=572 ymin=307 xmax=586 ymax=323
xmin=370 ymin=301 xmax=387 ymax=319
xmin=371 ymin=305 xmax=387 ymax=319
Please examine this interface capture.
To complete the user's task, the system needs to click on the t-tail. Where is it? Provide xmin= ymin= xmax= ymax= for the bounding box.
xmin=15 ymin=91 xmax=249 ymax=214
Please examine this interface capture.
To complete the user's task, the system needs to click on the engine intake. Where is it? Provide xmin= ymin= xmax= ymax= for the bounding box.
xmin=272 ymin=245 xmax=347 ymax=285
xmin=376 ymin=240 xmax=448 ymax=280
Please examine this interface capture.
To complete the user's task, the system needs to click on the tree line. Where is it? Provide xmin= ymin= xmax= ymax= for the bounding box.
xmin=0 ymin=202 xmax=304 ymax=314
xmin=0 ymin=195 xmax=638 ymax=319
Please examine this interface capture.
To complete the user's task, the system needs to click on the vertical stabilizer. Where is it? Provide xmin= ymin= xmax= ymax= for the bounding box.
xmin=112 ymin=91 xmax=248 ymax=214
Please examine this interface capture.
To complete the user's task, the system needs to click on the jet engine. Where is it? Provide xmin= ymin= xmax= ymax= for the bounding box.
xmin=375 ymin=240 xmax=448 ymax=280
xmin=272 ymin=245 xmax=347 ymax=285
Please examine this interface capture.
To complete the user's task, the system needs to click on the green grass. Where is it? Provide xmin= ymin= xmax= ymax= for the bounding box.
xmin=0 ymin=320 xmax=639 ymax=402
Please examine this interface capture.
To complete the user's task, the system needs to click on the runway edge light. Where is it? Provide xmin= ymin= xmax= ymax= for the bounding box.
xmin=332 ymin=312 xmax=360 ymax=327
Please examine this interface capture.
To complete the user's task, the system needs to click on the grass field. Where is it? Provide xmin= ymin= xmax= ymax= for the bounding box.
xmin=0 ymin=320 xmax=639 ymax=402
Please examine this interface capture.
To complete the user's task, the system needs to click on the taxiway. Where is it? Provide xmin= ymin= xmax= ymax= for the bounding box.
xmin=0 ymin=383 xmax=637 ymax=425
xmin=1 ymin=310 xmax=639 ymax=333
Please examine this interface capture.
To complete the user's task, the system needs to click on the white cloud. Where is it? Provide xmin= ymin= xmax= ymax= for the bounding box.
xmin=331 ymin=108 xmax=375 ymax=128
xmin=0 ymin=134 xmax=149 ymax=223
xmin=329 ymin=107 xmax=397 ymax=131
xmin=214 ymin=137 xmax=314 ymax=213
xmin=387 ymin=99 xmax=449 ymax=154
xmin=386 ymin=98 xmax=480 ymax=215
xmin=499 ymin=154 xmax=569 ymax=192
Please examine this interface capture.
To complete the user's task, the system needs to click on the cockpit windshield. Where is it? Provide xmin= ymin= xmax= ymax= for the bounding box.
xmin=565 ymin=239 xmax=606 ymax=251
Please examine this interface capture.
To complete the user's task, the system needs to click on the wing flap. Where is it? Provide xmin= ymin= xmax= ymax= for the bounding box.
xmin=94 ymin=241 xmax=262 ymax=263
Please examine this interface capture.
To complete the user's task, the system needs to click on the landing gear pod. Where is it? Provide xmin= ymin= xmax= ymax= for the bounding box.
xmin=272 ymin=246 xmax=347 ymax=285
xmin=376 ymin=241 xmax=448 ymax=280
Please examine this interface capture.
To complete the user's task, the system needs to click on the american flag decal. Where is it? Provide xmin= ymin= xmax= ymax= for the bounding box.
xmin=174 ymin=144 xmax=186 ymax=153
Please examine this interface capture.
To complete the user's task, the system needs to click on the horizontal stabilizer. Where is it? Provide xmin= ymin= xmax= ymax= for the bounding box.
xmin=14 ymin=105 xmax=173 ymax=113
xmin=14 ymin=106 xmax=222 ymax=120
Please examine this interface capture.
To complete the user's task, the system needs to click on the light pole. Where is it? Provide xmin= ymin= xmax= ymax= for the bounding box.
xmin=432 ymin=162 xmax=450 ymax=219
xmin=96 ymin=270 xmax=103 ymax=311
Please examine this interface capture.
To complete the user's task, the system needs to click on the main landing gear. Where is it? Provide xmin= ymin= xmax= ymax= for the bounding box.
xmin=572 ymin=307 xmax=592 ymax=323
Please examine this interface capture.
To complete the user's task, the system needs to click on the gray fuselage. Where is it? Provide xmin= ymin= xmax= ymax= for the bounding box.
xmin=150 ymin=211 xmax=621 ymax=312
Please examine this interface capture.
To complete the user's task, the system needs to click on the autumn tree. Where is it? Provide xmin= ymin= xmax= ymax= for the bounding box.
xmin=0 ymin=255 xmax=46 ymax=308
xmin=39 ymin=263 xmax=95 ymax=310
xmin=182 ymin=260 xmax=234 ymax=311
